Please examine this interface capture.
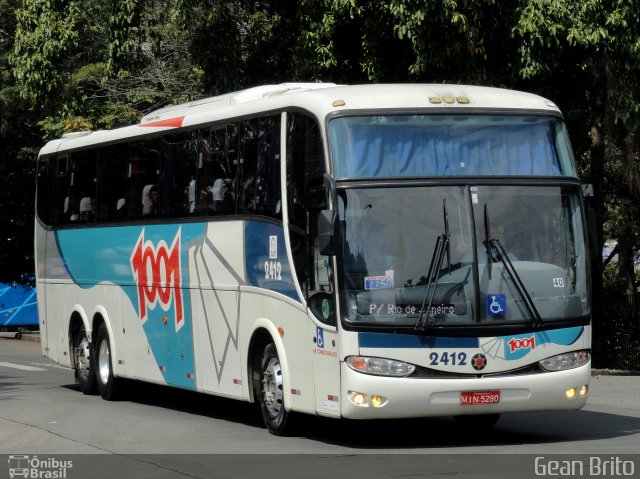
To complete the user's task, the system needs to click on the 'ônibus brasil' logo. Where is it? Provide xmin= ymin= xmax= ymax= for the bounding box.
xmin=130 ymin=228 xmax=184 ymax=331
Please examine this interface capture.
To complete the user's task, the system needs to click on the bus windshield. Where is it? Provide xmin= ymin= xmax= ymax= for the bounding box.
xmin=329 ymin=114 xmax=577 ymax=178
xmin=338 ymin=185 xmax=590 ymax=327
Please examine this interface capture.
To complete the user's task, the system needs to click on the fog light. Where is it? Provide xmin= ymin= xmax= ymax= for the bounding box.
xmin=371 ymin=395 xmax=384 ymax=407
xmin=579 ymin=385 xmax=588 ymax=396
xmin=565 ymin=388 xmax=576 ymax=399
xmin=350 ymin=391 xmax=368 ymax=407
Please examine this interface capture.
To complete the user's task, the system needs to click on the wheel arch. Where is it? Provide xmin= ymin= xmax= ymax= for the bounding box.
xmin=91 ymin=305 xmax=119 ymax=377
xmin=246 ymin=321 xmax=289 ymax=407
xmin=68 ymin=309 xmax=89 ymax=369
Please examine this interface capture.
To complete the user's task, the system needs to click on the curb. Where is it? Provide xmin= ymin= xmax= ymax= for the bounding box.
xmin=591 ymin=369 xmax=640 ymax=376
xmin=0 ymin=332 xmax=41 ymax=342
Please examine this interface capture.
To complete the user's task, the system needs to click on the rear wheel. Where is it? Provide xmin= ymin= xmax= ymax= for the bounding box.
xmin=258 ymin=343 xmax=294 ymax=435
xmin=94 ymin=323 xmax=120 ymax=400
xmin=73 ymin=327 xmax=96 ymax=395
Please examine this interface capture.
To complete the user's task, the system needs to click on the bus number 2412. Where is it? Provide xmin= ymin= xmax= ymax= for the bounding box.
xmin=264 ymin=261 xmax=282 ymax=281
xmin=429 ymin=351 xmax=467 ymax=366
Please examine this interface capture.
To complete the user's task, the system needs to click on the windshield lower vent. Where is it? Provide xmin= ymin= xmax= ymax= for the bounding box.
xmin=410 ymin=363 xmax=544 ymax=379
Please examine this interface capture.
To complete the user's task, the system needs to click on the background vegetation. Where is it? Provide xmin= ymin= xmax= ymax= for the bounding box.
xmin=1 ymin=0 xmax=639 ymax=367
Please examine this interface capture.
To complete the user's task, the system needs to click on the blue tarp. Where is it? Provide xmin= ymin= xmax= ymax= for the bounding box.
xmin=0 ymin=283 xmax=38 ymax=327
xmin=330 ymin=118 xmax=564 ymax=178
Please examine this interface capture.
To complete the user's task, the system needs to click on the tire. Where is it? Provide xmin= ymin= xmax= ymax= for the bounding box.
xmin=73 ymin=326 xmax=97 ymax=395
xmin=455 ymin=413 xmax=500 ymax=429
xmin=94 ymin=323 xmax=120 ymax=400
xmin=258 ymin=343 xmax=294 ymax=435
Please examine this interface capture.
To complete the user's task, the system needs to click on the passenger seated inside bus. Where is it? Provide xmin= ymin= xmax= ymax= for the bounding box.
xmin=79 ymin=197 xmax=95 ymax=222
xmin=142 ymin=184 xmax=159 ymax=218
xmin=211 ymin=177 xmax=233 ymax=213
xmin=116 ymin=198 xmax=126 ymax=220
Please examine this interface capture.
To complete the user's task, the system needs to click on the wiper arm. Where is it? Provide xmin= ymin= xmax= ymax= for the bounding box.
xmin=415 ymin=233 xmax=450 ymax=330
xmin=483 ymin=204 xmax=492 ymax=279
xmin=416 ymin=199 xmax=451 ymax=330
xmin=488 ymin=238 xmax=544 ymax=328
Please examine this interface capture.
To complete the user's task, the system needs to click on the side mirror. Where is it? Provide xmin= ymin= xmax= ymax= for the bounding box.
xmin=318 ymin=209 xmax=337 ymax=256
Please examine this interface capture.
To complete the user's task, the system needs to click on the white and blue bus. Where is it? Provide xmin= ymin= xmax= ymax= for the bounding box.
xmin=35 ymin=83 xmax=591 ymax=434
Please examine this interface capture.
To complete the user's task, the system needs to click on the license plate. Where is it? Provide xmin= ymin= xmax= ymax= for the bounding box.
xmin=460 ymin=390 xmax=501 ymax=405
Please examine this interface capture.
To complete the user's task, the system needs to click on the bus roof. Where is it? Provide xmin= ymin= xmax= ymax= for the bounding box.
xmin=39 ymin=83 xmax=561 ymax=156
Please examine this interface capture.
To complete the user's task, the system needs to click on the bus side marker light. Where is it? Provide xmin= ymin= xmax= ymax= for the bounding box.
xmin=278 ymin=327 xmax=285 ymax=337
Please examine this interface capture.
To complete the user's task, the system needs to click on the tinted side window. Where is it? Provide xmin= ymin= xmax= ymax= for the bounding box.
xmin=239 ymin=115 xmax=281 ymax=218
xmin=53 ymin=155 xmax=71 ymax=225
xmin=129 ymin=138 xmax=161 ymax=219
xmin=287 ymin=112 xmax=324 ymax=229
xmin=97 ymin=143 xmax=128 ymax=222
xmin=162 ymin=132 xmax=198 ymax=218
xmin=36 ymin=157 xmax=53 ymax=225
xmin=286 ymin=112 xmax=325 ymax=291
xmin=73 ymin=149 xmax=98 ymax=223
xmin=199 ymin=124 xmax=238 ymax=215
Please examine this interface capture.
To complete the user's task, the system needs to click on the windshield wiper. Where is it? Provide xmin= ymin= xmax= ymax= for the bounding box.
xmin=415 ymin=199 xmax=451 ymax=330
xmin=483 ymin=205 xmax=544 ymax=328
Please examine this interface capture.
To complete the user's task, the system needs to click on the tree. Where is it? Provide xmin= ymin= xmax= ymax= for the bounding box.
xmin=0 ymin=0 xmax=40 ymax=285
xmin=514 ymin=0 xmax=640 ymax=369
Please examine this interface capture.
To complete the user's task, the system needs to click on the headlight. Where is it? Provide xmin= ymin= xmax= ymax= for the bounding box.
xmin=346 ymin=356 xmax=415 ymax=377
xmin=539 ymin=350 xmax=590 ymax=372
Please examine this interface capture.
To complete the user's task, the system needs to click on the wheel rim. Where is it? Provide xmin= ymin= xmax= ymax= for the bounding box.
xmin=75 ymin=335 xmax=91 ymax=382
xmin=262 ymin=357 xmax=283 ymax=418
xmin=98 ymin=338 xmax=111 ymax=385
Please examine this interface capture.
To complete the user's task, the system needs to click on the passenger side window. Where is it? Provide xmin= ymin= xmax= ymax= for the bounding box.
xmin=199 ymin=124 xmax=238 ymax=215
xmin=239 ymin=115 xmax=281 ymax=217
xmin=97 ymin=144 xmax=128 ymax=222
xmin=36 ymin=157 xmax=52 ymax=225
xmin=162 ymin=132 xmax=198 ymax=218
xmin=287 ymin=112 xmax=325 ymax=292
xmin=128 ymin=139 xmax=161 ymax=219
xmin=52 ymin=155 xmax=70 ymax=225
xmin=69 ymin=150 xmax=97 ymax=224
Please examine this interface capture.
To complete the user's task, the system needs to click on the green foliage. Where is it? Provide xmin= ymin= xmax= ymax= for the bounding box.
xmin=1 ymin=0 xmax=640 ymax=364
xmin=11 ymin=0 xmax=82 ymax=108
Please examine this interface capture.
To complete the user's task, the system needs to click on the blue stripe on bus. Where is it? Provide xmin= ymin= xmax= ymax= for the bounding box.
xmin=358 ymin=332 xmax=479 ymax=349
xmin=55 ymin=220 xmax=301 ymax=388
xmin=244 ymin=222 xmax=301 ymax=302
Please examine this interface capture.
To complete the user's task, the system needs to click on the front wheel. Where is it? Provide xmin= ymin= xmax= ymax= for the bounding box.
xmin=94 ymin=323 xmax=120 ymax=400
xmin=258 ymin=343 xmax=294 ymax=435
xmin=73 ymin=327 xmax=97 ymax=395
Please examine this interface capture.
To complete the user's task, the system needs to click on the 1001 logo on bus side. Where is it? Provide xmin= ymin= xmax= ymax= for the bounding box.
xmin=130 ymin=228 xmax=184 ymax=331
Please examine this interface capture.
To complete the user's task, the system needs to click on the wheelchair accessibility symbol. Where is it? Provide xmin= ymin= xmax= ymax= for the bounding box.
xmin=487 ymin=294 xmax=507 ymax=316
xmin=316 ymin=327 xmax=325 ymax=349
